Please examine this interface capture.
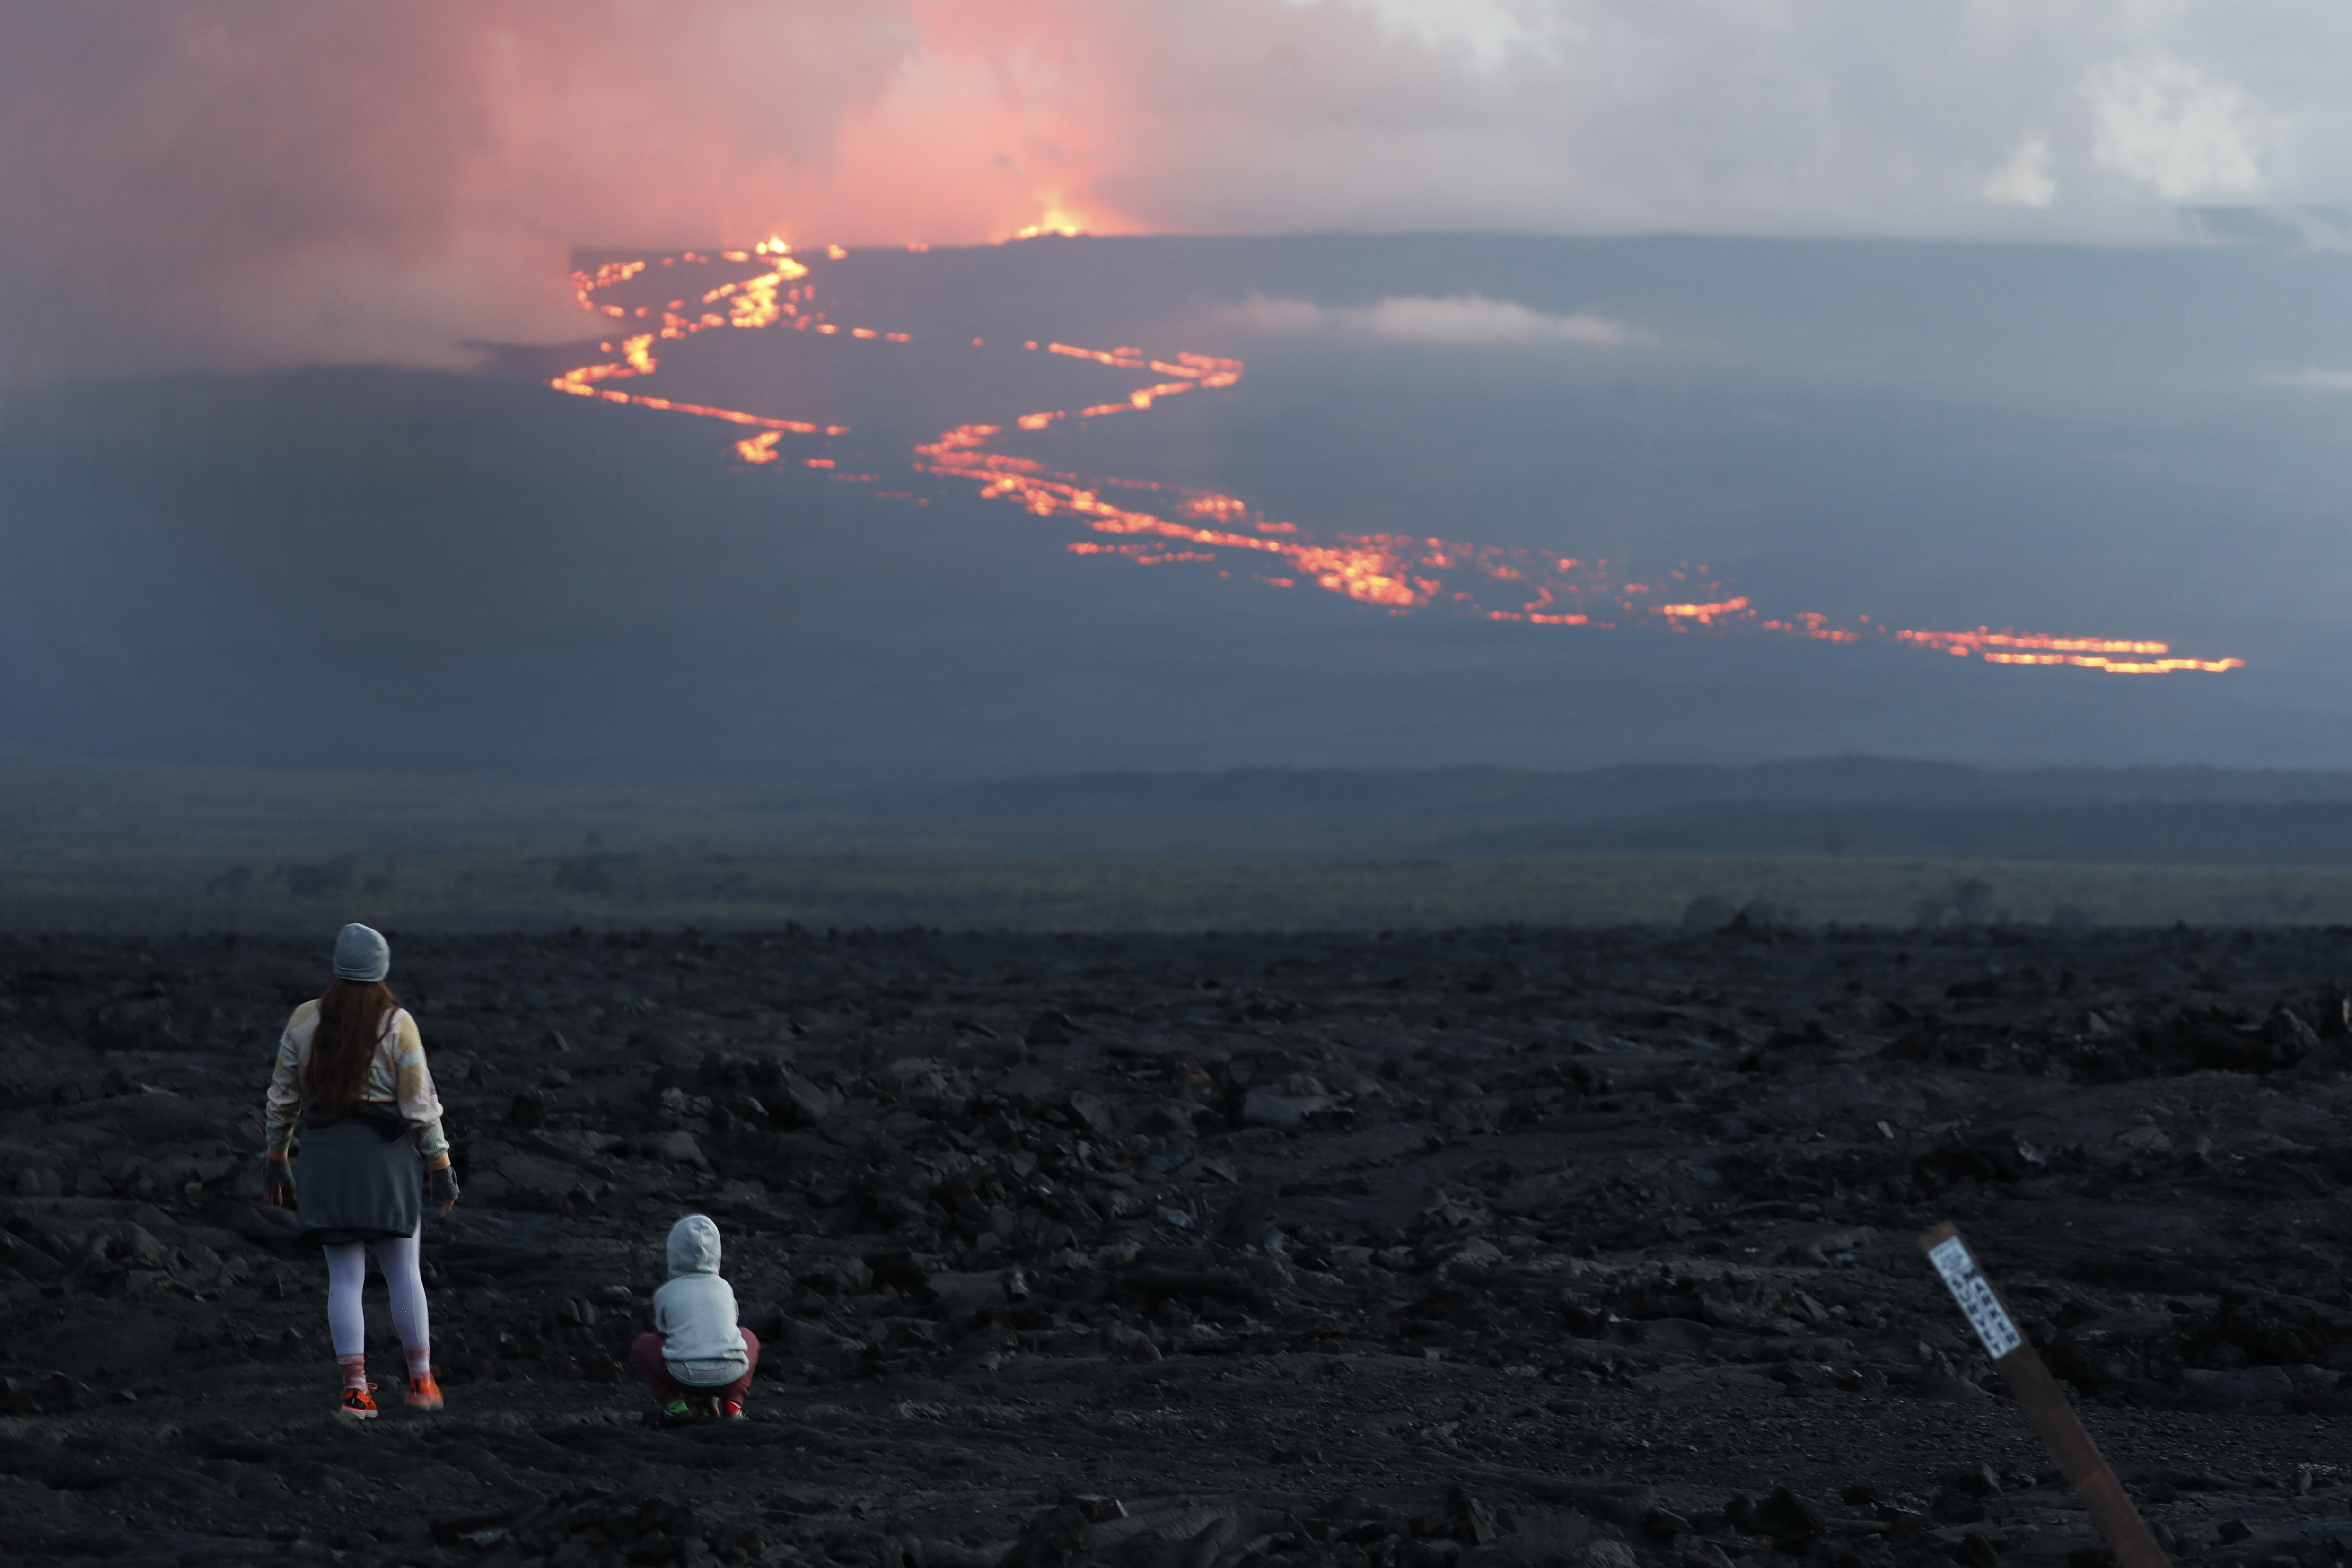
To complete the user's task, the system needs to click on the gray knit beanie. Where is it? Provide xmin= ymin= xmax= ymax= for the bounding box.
xmin=333 ymin=922 xmax=390 ymax=982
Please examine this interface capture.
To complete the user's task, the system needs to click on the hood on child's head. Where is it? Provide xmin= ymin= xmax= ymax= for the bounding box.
xmin=666 ymin=1213 xmax=723 ymax=1277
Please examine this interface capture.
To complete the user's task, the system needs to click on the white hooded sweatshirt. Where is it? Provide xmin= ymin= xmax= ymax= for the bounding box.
xmin=654 ymin=1214 xmax=749 ymax=1386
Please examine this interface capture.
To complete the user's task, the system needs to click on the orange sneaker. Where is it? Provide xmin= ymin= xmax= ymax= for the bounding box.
xmin=405 ymin=1373 xmax=444 ymax=1411
xmin=338 ymin=1384 xmax=378 ymax=1419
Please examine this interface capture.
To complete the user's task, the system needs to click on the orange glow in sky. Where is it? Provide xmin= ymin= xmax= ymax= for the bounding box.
xmin=548 ymin=245 xmax=2244 ymax=679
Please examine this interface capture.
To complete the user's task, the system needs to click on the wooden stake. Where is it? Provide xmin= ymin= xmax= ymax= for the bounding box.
xmin=1919 ymin=1222 xmax=2170 ymax=1568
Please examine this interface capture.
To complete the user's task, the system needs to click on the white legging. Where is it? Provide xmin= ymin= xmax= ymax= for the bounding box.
xmin=323 ymin=1234 xmax=430 ymax=1359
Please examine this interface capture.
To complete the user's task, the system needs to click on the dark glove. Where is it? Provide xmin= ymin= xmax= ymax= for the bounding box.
xmin=261 ymin=1160 xmax=295 ymax=1209
xmin=424 ymin=1164 xmax=459 ymax=1209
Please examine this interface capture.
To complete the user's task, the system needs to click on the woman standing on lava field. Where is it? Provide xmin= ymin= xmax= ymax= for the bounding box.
xmin=259 ymin=922 xmax=460 ymax=1418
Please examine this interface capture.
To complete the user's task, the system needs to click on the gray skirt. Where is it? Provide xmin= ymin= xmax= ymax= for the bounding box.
xmin=292 ymin=1119 xmax=422 ymax=1244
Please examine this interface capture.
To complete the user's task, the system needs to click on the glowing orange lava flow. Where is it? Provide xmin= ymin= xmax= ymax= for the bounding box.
xmin=549 ymin=243 xmax=2243 ymax=677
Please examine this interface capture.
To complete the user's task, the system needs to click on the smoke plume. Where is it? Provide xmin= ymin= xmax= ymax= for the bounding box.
xmin=6 ymin=0 xmax=2351 ymax=384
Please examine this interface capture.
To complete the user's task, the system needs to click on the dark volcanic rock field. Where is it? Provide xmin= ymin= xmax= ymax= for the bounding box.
xmin=2 ymin=924 xmax=2352 ymax=1568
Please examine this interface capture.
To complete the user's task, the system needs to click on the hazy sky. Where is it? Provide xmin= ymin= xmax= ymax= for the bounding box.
xmin=9 ymin=0 xmax=2352 ymax=383
xmin=9 ymin=2 xmax=2352 ymax=787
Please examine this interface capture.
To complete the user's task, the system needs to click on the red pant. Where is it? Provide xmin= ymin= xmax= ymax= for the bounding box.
xmin=630 ymin=1329 xmax=759 ymax=1403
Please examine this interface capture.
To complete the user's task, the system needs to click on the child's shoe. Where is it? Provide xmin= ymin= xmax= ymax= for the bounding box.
xmin=338 ymin=1384 xmax=379 ymax=1420
xmin=722 ymin=1396 xmax=746 ymax=1420
xmin=405 ymin=1373 xmax=444 ymax=1411
xmin=658 ymin=1398 xmax=693 ymax=1427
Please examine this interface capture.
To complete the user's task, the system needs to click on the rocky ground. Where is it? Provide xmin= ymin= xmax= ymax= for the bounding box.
xmin=1 ymin=922 xmax=2351 ymax=1568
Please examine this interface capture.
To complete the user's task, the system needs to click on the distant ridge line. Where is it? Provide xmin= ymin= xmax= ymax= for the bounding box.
xmin=14 ymin=750 xmax=2352 ymax=866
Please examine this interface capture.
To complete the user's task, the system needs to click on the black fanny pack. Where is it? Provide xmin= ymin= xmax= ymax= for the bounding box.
xmin=303 ymin=1105 xmax=411 ymax=1142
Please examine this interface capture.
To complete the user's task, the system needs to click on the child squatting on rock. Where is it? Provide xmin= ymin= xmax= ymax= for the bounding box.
xmin=635 ymin=1215 xmax=761 ymax=1421
xmin=260 ymin=922 xmax=461 ymax=1418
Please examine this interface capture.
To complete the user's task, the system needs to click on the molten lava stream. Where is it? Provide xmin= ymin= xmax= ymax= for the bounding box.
xmin=551 ymin=241 xmax=2244 ymax=678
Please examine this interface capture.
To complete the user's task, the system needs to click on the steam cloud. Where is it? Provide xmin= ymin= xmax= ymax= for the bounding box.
xmin=1228 ymin=291 xmax=1644 ymax=346
xmin=9 ymin=0 xmax=2352 ymax=385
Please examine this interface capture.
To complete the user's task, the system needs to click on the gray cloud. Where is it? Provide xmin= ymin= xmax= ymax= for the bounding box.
xmin=9 ymin=0 xmax=2352 ymax=383
xmin=1226 ymin=290 xmax=1646 ymax=345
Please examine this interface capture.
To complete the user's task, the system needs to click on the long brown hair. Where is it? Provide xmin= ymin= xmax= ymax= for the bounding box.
xmin=301 ymin=978 xmax=400 ymax=1112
